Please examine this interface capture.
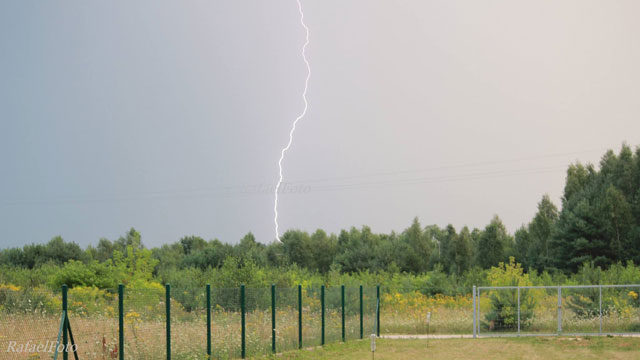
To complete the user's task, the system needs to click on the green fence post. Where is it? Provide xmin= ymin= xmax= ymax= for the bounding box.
xmin=271 ymin=284 xmax=276 ymax=354
xmin=376 ymin=285 xmax=380 ymax=337
xmin=166 ymin=284 xmax=171 ymax=360
xmin=206 ymin=284 xmax=211 ymax=359
xmin=359 ymin=285 xmax=363 ymax=339
xmin=341 ymin=285 xmax=345 ymax=342
xmin=321 ymin=285 xmax=325 ymax=346
xmin=241 ymin=284 xmax=246 ymax=359
xmin=298 ymin=284 xmax=302 ymax=349
xmin=119 ymin=284 xmax=124 ymax=360
xmin=62 ymin=284 xmax=68 ymax=360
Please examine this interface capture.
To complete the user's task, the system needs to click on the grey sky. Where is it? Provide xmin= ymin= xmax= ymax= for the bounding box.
xmin=1 ymin=0 xmax=640 ymax=248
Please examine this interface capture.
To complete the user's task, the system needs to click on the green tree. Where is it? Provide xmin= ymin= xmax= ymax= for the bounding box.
xmin=514 ymin=226 xmax=530 ymax=269
xmin=477 ymin=216 xmax=511 ymax=269
xmin=111 ymin=230 xmax=159 ymax=287
xmin=94 ymin=238 xmax=116 ymax=262
xmin=153 ymin=243 xmax=184 ymax=270
xmin=528 ymin=195 xmax=559 ymax=271
xmin=235 ymin=232 xmax=266 ymax=266
xmin=43 ymin=236 xmax=86 ymax=264
xmin=562 ymin=163 xmax=593 ymax=206
xmin=181 ymin=239 xmax=233 ymax=270
xmin=310 ymin=229 xmax=338 ymax=273
xmin=180 ymin=236 xmax=207 ymax=255
xmin=425 ymin=225 xmax=444 ymax=270
xmin=604 ymin=185 xmax=634 ymax=261
xmin=450 ymin=226 xmax=472 ymax=275
xmin=401 ymin=218 xmax=431 ymax=273
xmin=265 ymin=241 xmax=287 ymax=267
xmin=552 ymin=145 xmax=640 ymax=271
xmin=282 ymin=230 xmax=316 ymax=269
xmin=440 ymin=225 xmax=456 ymax=273
xmin=335 ymin=226 xmax=381 ymax=272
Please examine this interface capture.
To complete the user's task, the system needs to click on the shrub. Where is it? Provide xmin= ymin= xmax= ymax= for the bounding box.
xmin=49 ymin=260 xmax=116 ymax=289
xmin=0 ymin=285 xmax=59 ymax=314
xmin=483 ymin=257 xmax=536 ymax=331
xmin=68 ymin=286 xmax=116 ymax=317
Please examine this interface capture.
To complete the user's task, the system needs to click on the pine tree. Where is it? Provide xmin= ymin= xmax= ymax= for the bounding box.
xmin=528 ymin=195 xmax=559 ymax=271
xmin=477 ymin=216 xmax=510 ymax=269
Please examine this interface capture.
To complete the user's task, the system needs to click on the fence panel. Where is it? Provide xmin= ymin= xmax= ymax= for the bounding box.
xmin=520 ymin=287 xmax=557 ymax=335
xmin=0 ymin=285 xmax=375 ymax=359
xmin=274 ymin=287 xmax=298 ymax=353
xmin=122 ymin=287 xmax=166 ymax=359
xmin=344 ymin=286 xmax=359 ymax=341
xmin=477 ymin=285 xmax=640 ymax=337
xmin=66 ymin=287 xmax=119 ymax=359
xmin=210 ymin=288 xmax=241 ymax=359
xmin=245 ymin=287 xmax=271 ymax=357
xmin=363 ymin=287 xmax=377 ymax=337
xmin=324 ymin=286 xmax=342 ymax=344
xmin=171 ymin=287 xmax=207 ymax=359
xmin=561 ymin=286 xmax=600 ymax=334
xmin=478 ymin=288 xmax=518 ymax=336
xmin=602 ymin=285 xmax=640 ymax=334
xmin=301 ymin=286 xmax=322 ymax=348
xmin=0 ymin=287 xmax=61 ymax=360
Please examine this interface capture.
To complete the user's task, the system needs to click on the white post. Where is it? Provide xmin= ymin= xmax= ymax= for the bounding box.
xmin=517 ymin=287 xmax=521 ymax=336
xmin=599 ymin=286 xmax=602 ymax=335
xmin=477 ymin=288 xmax=481 ymax=336
xmin=370 ymin=333 xmax=376 ymax=360
xmin=557 ymin=287 xmax=562 ymax=334
xmin=473 ymin=286 xmax=477 ymax=338
xmin=427 ymin=311 xmax=431 ymax=347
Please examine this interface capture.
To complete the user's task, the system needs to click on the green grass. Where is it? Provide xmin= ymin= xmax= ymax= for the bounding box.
xmin=257 ymin=337 xmax=640 ymax=359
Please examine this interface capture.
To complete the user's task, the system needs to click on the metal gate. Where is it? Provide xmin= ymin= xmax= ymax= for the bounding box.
xmin=473 ymin=284 xmax=640 ymax=337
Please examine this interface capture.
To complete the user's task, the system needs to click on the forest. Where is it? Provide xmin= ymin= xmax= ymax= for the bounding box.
xmin=1 ymin=144 xmax=640 ymax=293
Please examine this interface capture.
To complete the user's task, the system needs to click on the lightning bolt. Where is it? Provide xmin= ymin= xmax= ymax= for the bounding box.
xmin=274 ymin=0 xmax=311 ymax=242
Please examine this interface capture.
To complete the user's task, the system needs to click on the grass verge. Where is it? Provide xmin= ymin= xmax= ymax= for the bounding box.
xmin=258 ymin=336 xmax=640 ymax=359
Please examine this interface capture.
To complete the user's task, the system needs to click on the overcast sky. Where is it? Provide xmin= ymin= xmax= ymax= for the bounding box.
xmin=2 ymin=0 xmax=640 ymax=248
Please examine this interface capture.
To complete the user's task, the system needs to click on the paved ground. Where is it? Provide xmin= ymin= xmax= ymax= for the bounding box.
xmin=382 ymin=334 xmax=473 ymax=339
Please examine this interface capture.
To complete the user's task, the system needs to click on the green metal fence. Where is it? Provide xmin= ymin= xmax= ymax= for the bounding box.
xmin=0 ymin=284 xmax=380 ymax=359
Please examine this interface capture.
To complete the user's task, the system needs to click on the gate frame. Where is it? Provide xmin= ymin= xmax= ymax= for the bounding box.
xmin=473 ymin=284 xmax=640 ymax=338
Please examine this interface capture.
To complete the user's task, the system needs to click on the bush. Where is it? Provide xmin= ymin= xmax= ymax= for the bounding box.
xmin=483 ymin=257 xmax=536 ymax=331
xmin=68 ymin=286 xmax=116 ymax=317
xmin=0 ymin=285 xmax=59 ymax=315
xmin=49 ymin=260 xmax=117 ymax=289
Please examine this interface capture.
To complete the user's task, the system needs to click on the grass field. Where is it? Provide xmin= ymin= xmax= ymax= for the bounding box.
xmin=261 ymin=337 xmax=640 ymax=360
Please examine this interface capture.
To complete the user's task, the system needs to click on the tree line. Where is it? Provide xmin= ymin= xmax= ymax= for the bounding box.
xmin=1 ymin=144 xmax=639 ymax=279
